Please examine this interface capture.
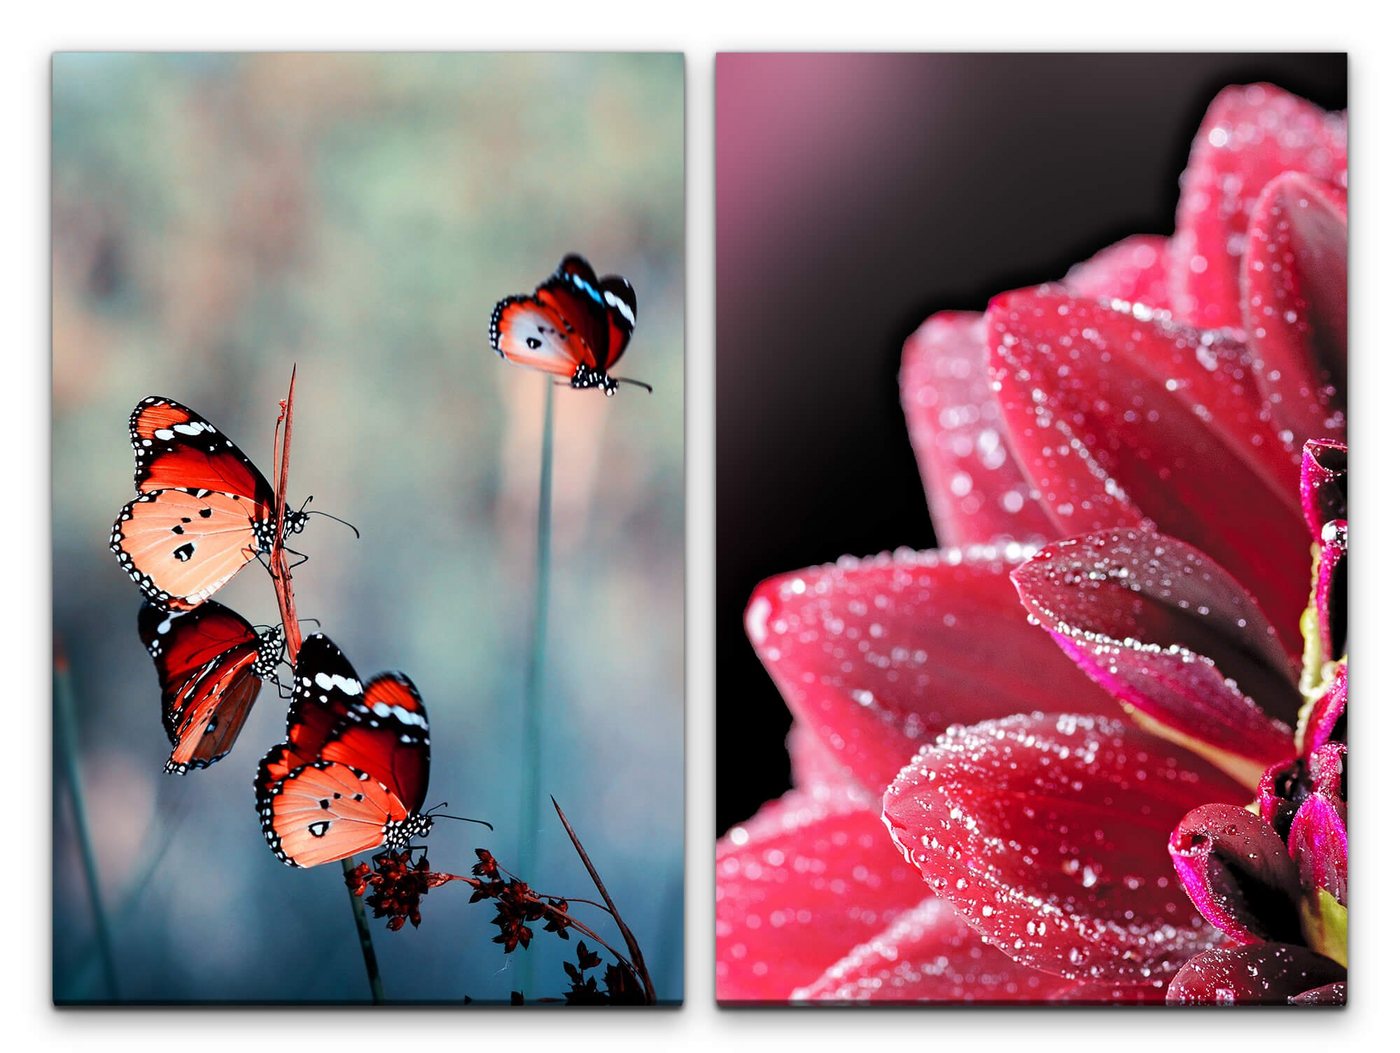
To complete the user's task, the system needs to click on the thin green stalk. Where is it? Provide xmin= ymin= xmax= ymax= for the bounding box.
xmin=343 ymin=858 xmax=386 ymax=1003
xmin=518 ymin=376 xmax=555 ymax=997
xmin=54 ymin=660 xmax=119 ymax=1001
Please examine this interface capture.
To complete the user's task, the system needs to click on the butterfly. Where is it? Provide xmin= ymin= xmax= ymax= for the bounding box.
xmin=256 ymin=633 xmax=432 ymax=868
xmin=138 ymin=600 xmax=285 ymax=774
xmin=110 ymin=396 xmax=309 ymax=611
xmin=489 ymin=254 xmax=651 ymax=395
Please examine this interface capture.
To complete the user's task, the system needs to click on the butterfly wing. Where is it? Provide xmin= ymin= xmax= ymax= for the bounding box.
xmin=490 ymin=254 xmax=637 ymax=376
xmin=259 ymin=633 xmax=364 ymax=784
xmin=542 ymin=256 xmax=637 ymax=371
xmin=597 ymin=274 xmax=638 ymax=370
xmin=324 ymin=672 xmax=431 ymax=815
xmin=129 ymin=396 xmax=276 ymax=509
xmin=489 ymin=295 xmax=591 ymax=376
xmin=111 ymin=488 xmax=266 ymax=610
xmin=139 ymin=600 xmax=258 ymax=695
xmin=256 ymin=636 xmax=430 ymax=868
xmin=138 ymin=601 xmax=278 ymax=773
xmin=258 ymin=760 xmax=411 ymax=868
xmin=161 ymin=654 xmax=265 ymax=774
xmin=534 ymin=255 xmax=611 ymax=368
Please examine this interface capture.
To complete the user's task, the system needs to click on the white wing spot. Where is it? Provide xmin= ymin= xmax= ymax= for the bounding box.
xmin=314 ymin=672 xmax=362 ymax=695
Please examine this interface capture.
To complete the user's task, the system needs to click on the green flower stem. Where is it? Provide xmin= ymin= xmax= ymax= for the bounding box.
xmin=54 ymin=660 xmax=119 ymax=1001
xmin=519 ymin=377 xmax=556 ymax=997
xmin=343 ymin=859 xmax=386 ymax=1003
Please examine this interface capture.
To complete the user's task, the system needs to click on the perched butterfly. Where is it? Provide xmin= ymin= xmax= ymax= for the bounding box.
xmin=256 ymin=634 xmax=432 ymax=868
xmin=139 ymin=600 xmax=285 ymax=774
xmin=110 ymin=396 xmax=309 ymax=611
xmin=489 ymin=253 xmax=651 ymax=395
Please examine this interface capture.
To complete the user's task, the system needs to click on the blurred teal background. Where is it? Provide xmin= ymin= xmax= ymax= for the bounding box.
xmin=52 ymin=53 xmax=684 ymax=1004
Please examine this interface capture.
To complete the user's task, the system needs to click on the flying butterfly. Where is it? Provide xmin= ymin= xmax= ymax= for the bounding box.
xmin=489 ymin=254 xmax=651 ymax=395
xmin=110 ymin=396 xmax=309 ymax=611
xmin=255 ymin=634 xmax=434 ymax=868
xmin=139 ymin=600 xmax=285 ymax=774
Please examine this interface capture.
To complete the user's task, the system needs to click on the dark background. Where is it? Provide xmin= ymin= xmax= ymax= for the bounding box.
xmin=715 ymin=53 xmax=1347 ymax=835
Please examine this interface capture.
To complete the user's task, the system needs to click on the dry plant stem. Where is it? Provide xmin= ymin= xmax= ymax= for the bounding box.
xmin=536 ymin=904 xmax=639 ymax=987
xmin=552 ymin=797 xmax=657 ymax=1003
xmin=270 ymin=366 xmax=303 ymax=657
xmin=526 ymin=892 xmax=613 ymax=916
xmin=269 ymin=369 xmax=385 ymax=1005
xmin=437 ymin=869 xmax=643 ymax=994
xmin=483 ymin=864 xmax=646 ymax=992
xmin=54 ymin=654 xmax=120 ymax=1001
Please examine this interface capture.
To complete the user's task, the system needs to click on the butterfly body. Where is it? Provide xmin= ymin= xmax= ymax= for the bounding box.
xmin=139 ymin=600 xmax=285 ymax=774
xmin=489 ymin=254 xmax=647 ymax=396
xmin=111 ymin=397 xmax=308 ymax=611
xmin=256 ymin=634 xmax=432 ymax=868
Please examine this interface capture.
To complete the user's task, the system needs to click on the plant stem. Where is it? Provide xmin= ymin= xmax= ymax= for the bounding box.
xmin=519 ymin=376 xmax=555 ymax=997
xmin=552 ymin=797 xmax=657 ymax=1004
xmin=532 ymin=901 xmax=642 ymax=991
xmin=345 ymin=873 xmax=385 ymax=1002
xmin=270 ymin=367 xmax=304 ymax=657
xmin=54 ymin=652 xmax=119 ymax=1001
xmin=269 ymin=369 xmax=384 ymax=1005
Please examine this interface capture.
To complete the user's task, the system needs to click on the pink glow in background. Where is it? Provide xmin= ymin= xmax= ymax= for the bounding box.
xmin=715 ymin=53 xmax=1347 ymax=832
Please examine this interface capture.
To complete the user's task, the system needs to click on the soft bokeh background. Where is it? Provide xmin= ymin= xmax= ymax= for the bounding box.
xmin=716 ymin=53 xmax=1347 ymax=834
xmin=52 ymin=53 xmax=683 ymax=1004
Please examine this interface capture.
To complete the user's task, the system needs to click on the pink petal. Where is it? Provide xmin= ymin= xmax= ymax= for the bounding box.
xmin=1012 ymin=529 xmax=1298 ymax=767
xmin=1061 ymin=234 xmax=1174 ymax=310
xmin=1169 ymin=803 xmax=1302 ymax=945
xmin=786 ymin=721 xmax=873 ymax=803
xmin=1172 ymin=84 xmax=1347 ymax=329
xmin=1256 ymin=756 xmax=1299 ymax=840
xmin=1300 ymin=439 xmax=1347 ymax=542
xmin=882 ymin=712 xmax=1249 ymax=983
xmin=988 ymin=289 xmax=1310 ymax=647
xmin=1167 ymin=943 xmax=1345 ymax=1005
xmin=1314 ymin=519 xmax=1347 ymax=665
xmin=746 ymin=546 xmax=1121 ymax=794
xmin=1289 ymin=793 xmax=1348 ymax=906
xmin=1301 ymin=663 xmax=1347 ymax=758
xmin=1290 ymin=981 xmax=1347 ymax=1005
xmin=1242 ymin=173 xmax=1348 ymax=447
xmin=1306 ymin=741 xmax=1347 ymax=813
xmin=717 ymin=790 xmax=929 ymax=1002
xmin=900 ymin=313 xmax=1055 ymax=546
xmin=1259 ymin=741 xmax=1346 ymax=841
xmin=791 ymin=894 xmax=1165 ymax=1004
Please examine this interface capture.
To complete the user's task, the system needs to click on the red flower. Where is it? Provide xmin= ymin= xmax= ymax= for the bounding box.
xmin=717 ymin=84 xmax=1347 ymax=1004
xmin=346 ymin=850 xmax=453 ymax=932
xmin=1164 ymin=446 xmax=1348 ymax=1004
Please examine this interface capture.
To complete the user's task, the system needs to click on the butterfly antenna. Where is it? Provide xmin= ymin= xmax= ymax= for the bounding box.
xmin=297 ymin=616 xmax=322 ymax=629
xmin=616 ymin=376 xmax=654 ymax=394
xmin=426 ymin=804 xmax=494 ymax=831
xmin=437 ymin=814 xmax=495 ymax=831
xmin=302 ymin=504 xmax=362 ymax=540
